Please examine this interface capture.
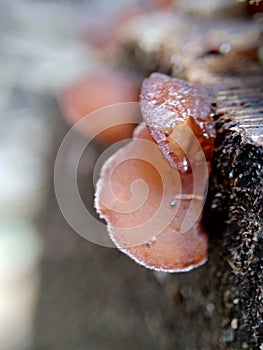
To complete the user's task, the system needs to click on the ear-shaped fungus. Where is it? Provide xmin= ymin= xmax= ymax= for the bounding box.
xmin=140 ymin=73 xmax=216 ymax=172
xmin=95 ymin=73 xmax=216 ymax=272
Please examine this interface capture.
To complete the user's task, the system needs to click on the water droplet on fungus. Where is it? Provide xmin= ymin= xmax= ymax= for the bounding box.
xmin=170 ymin=199 xmax=177 ymax=207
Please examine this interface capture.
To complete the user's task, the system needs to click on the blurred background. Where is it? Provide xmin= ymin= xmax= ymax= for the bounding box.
xmin=0 ymin=1 xmax=175 ymax=349
xmin=0 ymin=0 xmax=262 ymax=349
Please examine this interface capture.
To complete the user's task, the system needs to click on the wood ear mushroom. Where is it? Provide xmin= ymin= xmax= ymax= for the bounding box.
xmin=95 ymin=73 xmax=216 ymax=272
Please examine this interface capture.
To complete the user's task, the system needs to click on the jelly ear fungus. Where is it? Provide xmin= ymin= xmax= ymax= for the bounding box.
xmin=95 ymin=73 xmax=216 ymax=272
xmin=140 ymin=73 xmax=216 ymax=173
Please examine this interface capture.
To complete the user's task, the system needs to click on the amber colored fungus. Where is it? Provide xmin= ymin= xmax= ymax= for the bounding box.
xmin=140 ymin=72 xmax=216 ymax=172
xmin=95 ymin=74 xmax=216 ymax=272
xmin=95 ymin=124 xmax=208 ymax=272
xmin=59 ymin=70 xmax=140 ymax=144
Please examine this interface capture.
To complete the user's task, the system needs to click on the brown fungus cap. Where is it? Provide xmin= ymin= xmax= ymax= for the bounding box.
xmin=95 ymin=124 xmax=208 ymax=272
xmin=140 ymin=73 xmax=215 ymax=172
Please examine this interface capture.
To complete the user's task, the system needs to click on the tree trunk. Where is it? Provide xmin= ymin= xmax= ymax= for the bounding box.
xmin=34 ymin=9 xmax=263 ymax=350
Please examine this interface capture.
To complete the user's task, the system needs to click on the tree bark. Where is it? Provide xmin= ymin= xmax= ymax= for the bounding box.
xmin=121 ymin=12 xmax=263 ymax=349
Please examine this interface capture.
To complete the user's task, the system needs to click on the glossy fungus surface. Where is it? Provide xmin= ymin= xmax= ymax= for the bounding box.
xmin=140 ymin=73 xmax=216 ymax=172
xmin=95 ymin=73 xmax=216 ymax=272
xmin=95 ymin=124 xmax=208 ymax=272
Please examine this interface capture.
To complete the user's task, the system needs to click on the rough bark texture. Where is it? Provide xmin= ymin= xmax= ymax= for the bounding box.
xmin=206 ymin=71 xmax=263 ymax=349
xmin=209 ymin=119 xmax=263 ymax=349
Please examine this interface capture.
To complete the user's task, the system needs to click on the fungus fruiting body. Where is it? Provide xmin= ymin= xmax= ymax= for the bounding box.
xmin=59 ymin=69 xmax=140 ymax=144
xmin=140 ymin=73 xmax=216 ymax=172
xmin=95 ymin=73 xmax=216 ymax=272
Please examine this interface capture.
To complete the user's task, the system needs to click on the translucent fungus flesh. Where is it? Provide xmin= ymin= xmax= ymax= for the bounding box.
xmin=95 ymin=73 xmax=216 ymax=272
xmin=140 ymin=72 xmax=216 ymax=172
xmin=95 ymin=124 xmax=208 ymax=272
